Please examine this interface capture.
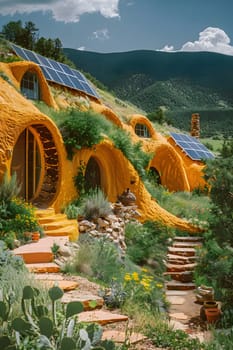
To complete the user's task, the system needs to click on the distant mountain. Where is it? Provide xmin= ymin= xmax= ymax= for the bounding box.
xmin=64 ymin=48 xmax=233 ymax=137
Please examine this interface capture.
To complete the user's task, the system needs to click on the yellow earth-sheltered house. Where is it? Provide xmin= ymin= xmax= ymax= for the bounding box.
xmin=0 ymin=55 xmax=208 ymax=233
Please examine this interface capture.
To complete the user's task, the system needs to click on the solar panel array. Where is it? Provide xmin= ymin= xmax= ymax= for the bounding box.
xmin=11 ymin=43 xmax=99 ymax=99
xmin=170 ymin=132 xmax=215 ymax=161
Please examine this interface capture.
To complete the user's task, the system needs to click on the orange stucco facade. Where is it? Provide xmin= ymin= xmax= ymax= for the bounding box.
xmin=0 ymin=61 xmax=206 ymax=232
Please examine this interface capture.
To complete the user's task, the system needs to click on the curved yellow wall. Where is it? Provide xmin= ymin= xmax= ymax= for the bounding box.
xmin=0 ymin=61 xmax=205 ymax=234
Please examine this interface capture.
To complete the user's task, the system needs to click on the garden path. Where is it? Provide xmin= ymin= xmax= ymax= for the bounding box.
xmin=13 ymin=208 xmax=210 ymax=348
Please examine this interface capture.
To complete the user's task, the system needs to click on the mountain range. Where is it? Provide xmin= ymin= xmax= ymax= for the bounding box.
xmin=64 ymin=48 xmax=233 ymax=137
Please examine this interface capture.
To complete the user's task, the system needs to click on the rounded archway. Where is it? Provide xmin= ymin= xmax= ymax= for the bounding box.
xmin=84 ymin=157 xmax=101 ymax=192
xmin=149 ymin=167 xmax=161 ymax=185
xmin=11 ymin=124 xmax=60 ymax=208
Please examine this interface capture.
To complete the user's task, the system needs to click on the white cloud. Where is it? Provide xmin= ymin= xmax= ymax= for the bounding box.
xmin=0 ymin=0 xmax=120 ymax=23
xmin=160 ymin=45 xmax=174 ymax=52
xmin=92 ymin=28 xmax=109 ymax=40
xmin=77 ymin=46 xmax=85 ymax=50
xmin=159 ymin=27 xmax=233 ymax=56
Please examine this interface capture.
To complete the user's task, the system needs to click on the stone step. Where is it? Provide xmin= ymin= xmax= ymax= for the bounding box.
xmin=14 ymin=236 xmax=69 ymax=264
xmin=41 ymin=219 xmax=78 ymax=231
xmin=102 ymin=330 xmax=146 ymax=344
xmin=168 ymin=247 xmax=196 ymax=257
xmin=38 ymin=214 xmax=67 ymax=224
xmin=167 ymin=254 xmax=197 ymax=264
xmin=166 ymin=281 xmax=196 ymax=291
xmin=164 ymin=271 xmax=193 ymax=283
xmin=173 ymin=236 xmax=203 ymax=243
xmin=44 ymin=225 xmax=78 ymax=241
xmin=166 ymin=262 xmax=197 ymax=272
xmin=78 ymin=310 xmax=128 ymax=325
xmin=172 ymin=242 xmax=202 ymax=249
xmin=26 ymin=262 xmax=61 ymax=273
xmin=38 ymin=280 xmax=79 ymax=291
xmin=61 ymin=291 xmax=104 ymax=311
xmin=36 ymin=208 xmax=55 ymax=218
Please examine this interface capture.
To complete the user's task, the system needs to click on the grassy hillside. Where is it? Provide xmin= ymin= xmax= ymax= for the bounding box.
xmin=64 ymin=48 xmax=233 ymax=137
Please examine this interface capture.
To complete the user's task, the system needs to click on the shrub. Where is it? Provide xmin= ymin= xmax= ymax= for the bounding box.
xmin=0 ymin=172 xmax=20 ymax=203
xmin=0 ymin=198 xmax=39 ymax=245
xmin=64 ymin=235 xmax=124 ymax=284
xmin=64 ymin=203 xmax=80 ymax=219
xmin=125 ymin=220 xmax=171 ymax=272
xmin=60 ymin=110 xmax=112 ymax=159
xmin=80 ymin=189 xmax=112 ymax=221
xmin=110 ymin=128 xmax=152 ymax=178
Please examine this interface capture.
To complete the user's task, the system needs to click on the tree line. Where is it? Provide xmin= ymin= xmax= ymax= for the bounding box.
xmin=1 ymin=20 xmax=73 ymax=65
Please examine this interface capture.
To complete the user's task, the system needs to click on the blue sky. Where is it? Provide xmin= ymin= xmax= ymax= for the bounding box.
xmin=0 ymin=0 xmax=233 ymax=55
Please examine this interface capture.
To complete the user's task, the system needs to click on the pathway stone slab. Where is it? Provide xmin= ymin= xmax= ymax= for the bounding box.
xmin=14 ymin=236 xmax=69 ymax=264
xmin=39 ymin=280 xmax=79 ymax=291
xmin=102 ymin=330 xmax=146 ymax=344
xmin=173 ymin=236 xmax=203 ymax=243
xmin=167 ymin=296 xmax=185 ymax=305
xmin=170 ymin=312 xmax=189 ymax=320
xmin=61 ymin=291 xmax=104 ymax=310
xmin=166 ymin=263 xmax=196 ymax=272
xmin=34 ymin=273 xmax=64 ymax=280
xmin=168 ymin=247 xmax=196 ymax=257
xmin=78 ymin=310 xmax=128 ymax=325
xmin=166 ymin=281 xmax=195 ymax=290
xmin=169 ymin=319 xmax=189 ymax=331
xmin=166 ymin=290 xmax=188 ymax=296
xmin=26 ymin=263 xmax=61 ymax=273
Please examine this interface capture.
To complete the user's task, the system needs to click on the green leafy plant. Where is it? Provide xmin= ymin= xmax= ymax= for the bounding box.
xmin=64 ymin=203 xmax=80 ymax=220
xmin=60 ymin=110 xmax=112 ymax=159
xmin=51 ymin=242 xmax=60 ymax=259
xmin=0 ymin=172 xmax=21 ymax=203
xmin=99 ymin=281 xmax=127 ymax=309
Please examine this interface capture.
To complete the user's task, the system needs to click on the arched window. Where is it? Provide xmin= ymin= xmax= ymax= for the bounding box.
xmin=135 ymin=123 xmax=150 ymax=138
xmin=21 ymin=71 xmax=40 ymax=100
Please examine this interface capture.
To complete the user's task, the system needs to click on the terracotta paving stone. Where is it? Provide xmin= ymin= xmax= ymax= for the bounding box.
xmin=26 ymin=263 xmax=61 ymax=273
xmin=166 ymin=263 xmax=196 ymax=272
xmin=166 ymin=281 xmax=196 ymax=290
xmin=14 ymin=236 xmax=69 ymax=264
xmin=39 ymin=280 xmax=79 ymax=291
xmin=102 ymin=330 xmax=147 ymax=344
xmin=166 ymin=296 xmax=185 ymax=305
xmin=170 ymin=312 xmax=189 ymax=320
xmin=61 ymin=291 xmax=104 ymax=310
xmin=168 ymin=247 xmax=196 ymax=257
xmin=173 ymin=236 xmax=203 ymax=242
xmin=78 ymin=310 xmax=128 ymax=325
xmin=34 ymin=273 xmax=64 ymax=280
xmin=165 ymin=290 xmax=188 ymax=296
xmin=172 ymin=242 xmax=202 ymax=248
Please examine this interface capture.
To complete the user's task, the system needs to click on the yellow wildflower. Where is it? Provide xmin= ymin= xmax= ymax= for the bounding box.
xmin=124 ymin=273 xmax=132 ymax=281
xmin=132 ymin=272 xmax=139 ymax=281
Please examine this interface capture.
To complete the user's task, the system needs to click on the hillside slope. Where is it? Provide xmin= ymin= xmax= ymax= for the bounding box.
xmin=64 ymin=48 xmax=233 ymax=137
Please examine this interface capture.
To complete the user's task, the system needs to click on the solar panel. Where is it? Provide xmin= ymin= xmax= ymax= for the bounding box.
xmin=170 ymin=132 xmax=215 ymax=161
xmin=11 ymin=43 xmax=99 ymax=99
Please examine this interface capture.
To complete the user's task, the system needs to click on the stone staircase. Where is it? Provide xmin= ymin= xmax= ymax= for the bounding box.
xmin=36 ymin=207 xmax=79 ymax=241
xmin=165 ymin=236 xmax=203 ymax=290
xmin=13 ymin=208 xmax=146 ymax=347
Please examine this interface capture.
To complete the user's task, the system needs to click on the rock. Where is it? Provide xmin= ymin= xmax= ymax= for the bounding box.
xmin=58 ymin=245 xmax=72 ymax=257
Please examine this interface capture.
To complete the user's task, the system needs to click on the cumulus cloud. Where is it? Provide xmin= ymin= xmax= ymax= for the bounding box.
xmin=77 ymin=46 xmax=85 ymax=50
xmin=92 ymin=28 xmax=109 ymax=40
xmin=159 ymin=27 xmax=233 ymax=56
xmin=0 ymin=0 xmax=120 ymax=23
